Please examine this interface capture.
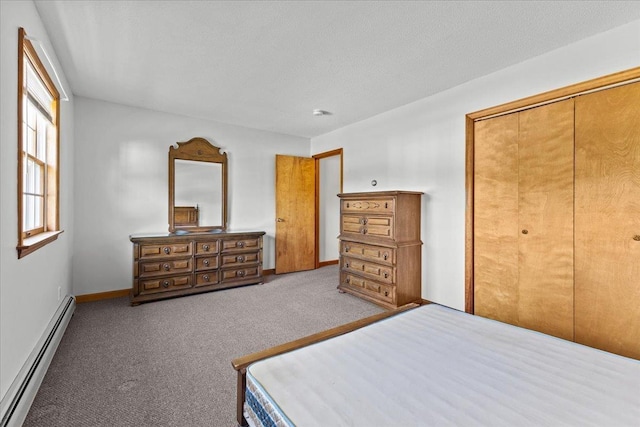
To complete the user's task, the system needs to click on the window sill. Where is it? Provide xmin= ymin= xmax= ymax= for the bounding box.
xmin=17 ymin=230 xmax=64 ymax=259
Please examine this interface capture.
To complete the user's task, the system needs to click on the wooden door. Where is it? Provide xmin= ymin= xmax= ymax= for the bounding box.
xmin=474 ymin=113 xmax=519 ymax=325
xmin=517 ymin=99 xmax=574 ymax=340
xmin=275 ymin=155 xmax=316 ymax=274
xmin=574 ymin=81 xmax=640 ymax=359
xmin=474 ymin=100 xmax=574 ymax=340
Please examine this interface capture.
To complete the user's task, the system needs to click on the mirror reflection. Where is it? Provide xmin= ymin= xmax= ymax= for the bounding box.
xmin=174 ymin=160 xmax=222 ymax=227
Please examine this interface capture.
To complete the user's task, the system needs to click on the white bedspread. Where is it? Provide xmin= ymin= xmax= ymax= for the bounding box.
xmin=246 ymin=304 xmax=640 ymax=426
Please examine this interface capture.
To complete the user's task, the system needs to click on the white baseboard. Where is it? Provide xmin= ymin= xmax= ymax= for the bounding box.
xmin=0 ymin=295 xmax=75 ymax=427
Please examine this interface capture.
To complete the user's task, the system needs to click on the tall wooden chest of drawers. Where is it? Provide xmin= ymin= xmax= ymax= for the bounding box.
xmin=338 ymin=191 xmax=422 ymax=309
xmin=130 ymin=231 xmax=265 ymax=305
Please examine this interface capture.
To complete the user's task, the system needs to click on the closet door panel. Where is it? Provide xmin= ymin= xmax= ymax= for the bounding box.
xmin=474 ymin=113 xmax=519 ymax=324
xmin=518 ymin=99 xmax=575 ymax=340
xmin=575 ymin=82 xmax=640 ymax=359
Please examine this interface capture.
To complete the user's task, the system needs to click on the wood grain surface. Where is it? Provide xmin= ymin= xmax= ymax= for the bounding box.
xmin=574 ymin=81 xmax=640 ymax=359
xmin=517 ymin=99 xmax=574 ymax=340
xmin=473 ymin=113 xmax=519 ymax=325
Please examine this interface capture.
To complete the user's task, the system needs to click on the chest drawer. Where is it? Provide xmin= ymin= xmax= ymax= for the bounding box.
xmin=341 ymin=198 xmax=395 ymax=214
xmin=195 ymin=271 xmax=219 ymax=287
xmin=195 ymin=256 xmax=219 ymax=271
xmin=139 ymin=258 xmax=192 ymax=278
xmin=341 ymin=241 xmax=395 ymax=265
xmin=139 ymin=275 xmax=192 ymax=295
xmin=341 ymin=256 xmax=394 ymax=284
xmin=221 ymin=266 xmax=261 ymax=282
xmin=342 ymin=215 xmax=394 ymax=239
xmin=340 ymin=272 xmax=395 ymax=304
xmin=221 ymin=237 xmax=261 ymax=252
xmin=196 ymin=241 xmax=219 ymax=255
xmin=221 ymin=252 xmax=260 ymax=267
xmin=139 ymin=242 xmax=192 ymax=259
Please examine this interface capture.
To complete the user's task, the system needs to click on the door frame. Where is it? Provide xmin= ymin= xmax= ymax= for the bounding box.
xmin=312 ymin=148 xmax=343 ymax=269
xmin=465 ymin=67 xmax=640 ymax=314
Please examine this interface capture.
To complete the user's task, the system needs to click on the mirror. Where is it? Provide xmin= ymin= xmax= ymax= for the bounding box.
xmin=168 ymin=137 xmax=227 ymax=232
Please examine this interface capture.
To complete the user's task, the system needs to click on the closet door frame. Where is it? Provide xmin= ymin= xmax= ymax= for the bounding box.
xmin=465 ymin=66 xmax=640 ymax=314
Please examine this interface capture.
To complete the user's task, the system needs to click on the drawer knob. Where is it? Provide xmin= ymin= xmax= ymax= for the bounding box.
xmin=522 ymin=229 xmax=528 ymax=234
xmin=162 ymin=281 xmax=170 ymax=288
xmin=203 ymin=275 xmax=210 ymax=282
xmin=345 ymin=246 xmax=350 ymax=252
xmin=237 ymin=255 xmax=245 ymax=263
xmin=346 ymin=202 xmax=350 ymax=208
xmin=345 ymin=262 xmax=349 ymax=268
xmin=237 ymin=241 xmax=245 ymax=248
xmin=384 ymin=272 xmax=389 ymax=279
xmin=633 ymin=235 xmax=640 ymax=241
xmin=163 ymin=247 xmax=170 ymax=254
xmin=383 ymin=253 xmax=388 ymax=260
xmin=384 ymin=291 xmax=389 ymax=297
xmin=163 ymin=263 xmax=170 ymax=271
xmin=385 ymin=202 xmax=388 ymax=209
xmin=362 ymin=228 xmax=368 ymax=235
xmin=203 ymin=244 xmax=210 ymax=251
xmin=203 ymin=259 xmax=210 ymax=266
xmin=237 ymin=270 xmax=245 ymax=277
xmin=345 ymin=277 xmax=350 ymax=284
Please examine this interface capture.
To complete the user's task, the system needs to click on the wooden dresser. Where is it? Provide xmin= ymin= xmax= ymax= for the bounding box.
xmin=338 ymin=191 xmax=423 ymax=309
xmin=130 ymin=231 xmax=265 ymax=305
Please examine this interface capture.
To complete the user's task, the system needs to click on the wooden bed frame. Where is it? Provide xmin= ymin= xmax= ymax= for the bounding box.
xmin=231 ymin=303 xmax=420 ymax=426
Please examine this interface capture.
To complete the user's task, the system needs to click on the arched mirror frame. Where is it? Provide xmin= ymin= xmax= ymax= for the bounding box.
xmin=168 ymin=137 xmax=228 ymax=233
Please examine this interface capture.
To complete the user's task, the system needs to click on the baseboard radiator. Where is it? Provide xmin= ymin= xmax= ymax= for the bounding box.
xmin=0 ymin=295 xmax=75 ymax=427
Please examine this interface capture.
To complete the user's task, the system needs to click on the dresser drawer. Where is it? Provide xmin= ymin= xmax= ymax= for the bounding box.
xmin=221 ymin=237 xmax=261 ymax=252
xmin=341 ymin=256 xmax=394 ymax=284
xmin=342 ymin=215 xmax=394 ymax=239
xmin=341 ymin=241 xmax=395 ymax=265
xmin=341 ymin=198 xmax=395 ymax=214
xmin=221 ymin=252 xmax=260 ymax=267
xmin=195 ymin=256 xmax=219 ymax=271
xmin=195 ymin=271 xmax=219 ymax=287
xmin=139 ymin=275 xmax=192 ymax=294
xmin=340 ymin=272 xmax=395 ymax=304
xmin=139 ymin=242 xmax=192 ymax=259
xmin=196 ymin=241 xmax=219 ymax=255
xmin=139 ymin=258 xmax=192 ymax=278
xmin=221 ymin=266 xmax=261 ymax=282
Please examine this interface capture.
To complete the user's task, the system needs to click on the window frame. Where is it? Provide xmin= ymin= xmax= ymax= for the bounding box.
xmin=17 ymin=27 xmax=63 ymax=258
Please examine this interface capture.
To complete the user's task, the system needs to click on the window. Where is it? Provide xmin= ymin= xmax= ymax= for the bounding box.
xmin=17 ymin=28 xmax=62 ymax=258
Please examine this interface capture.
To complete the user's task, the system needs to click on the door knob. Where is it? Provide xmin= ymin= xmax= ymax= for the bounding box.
xmin=277 ymin=218 xmax=285 ymax=222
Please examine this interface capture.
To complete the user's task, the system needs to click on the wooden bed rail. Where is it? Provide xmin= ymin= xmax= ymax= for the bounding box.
xmin=231 ymin=302 xmax=420 ymax=426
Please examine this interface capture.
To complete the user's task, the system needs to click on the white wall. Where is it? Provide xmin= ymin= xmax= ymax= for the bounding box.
xmin=318 ymin=155 xmax=341 ymax=262
xmin=311 ymin=20 xmax=640 ymax=311
xmin=0 ymin=1 xmax=75 ymax=400
xmin=73 ymin=97 xmax=308 ymax=296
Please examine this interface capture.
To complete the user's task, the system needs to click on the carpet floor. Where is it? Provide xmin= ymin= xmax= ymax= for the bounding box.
xmin=23 ymin=265 xmax=383 ymax=427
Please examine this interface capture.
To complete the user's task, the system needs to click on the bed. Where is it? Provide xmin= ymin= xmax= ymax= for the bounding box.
xmin=231 ymin=303 xmax=640 ymax=426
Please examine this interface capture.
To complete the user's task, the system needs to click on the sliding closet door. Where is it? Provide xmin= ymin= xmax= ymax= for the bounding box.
xmin=517 ymin=99 xmax=574 ymax=340
xmin=474 ymin=100 xmax=574 ymax=340
xmin=474 ymin=113 xmax=519 ymax=325
xmin=574 ymin=81 xmax=640 ymax=359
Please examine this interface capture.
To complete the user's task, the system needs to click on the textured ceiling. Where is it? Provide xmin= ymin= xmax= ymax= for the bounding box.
xmin=34 ymin=1 xmax=640 ymax=138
